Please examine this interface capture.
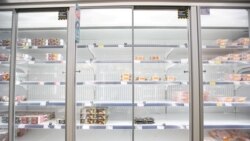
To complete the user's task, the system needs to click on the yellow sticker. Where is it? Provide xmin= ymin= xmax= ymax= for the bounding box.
xmin=216 ymin=102 xmax=223 ymax=107
xmin=98 ymin=44 xmax=104 ymax=48
xmin=214 ymin=60 xmax=221 ymax=64
xmin=220 ymin=45 xmax=226 ymax=48
xmin=209 ymin=81 xmax=216 ymax=86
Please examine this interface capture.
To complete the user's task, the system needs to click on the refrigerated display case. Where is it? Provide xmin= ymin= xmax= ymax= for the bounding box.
xmin=200 ymin=8 xmax=250 ymax=141
xmin=0 ymin=3 xmax=249 ymax=141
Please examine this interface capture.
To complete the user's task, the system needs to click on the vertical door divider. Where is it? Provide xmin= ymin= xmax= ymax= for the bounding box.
xmin=66 ymin=6 xmax=76 ymax=141
xmin=9 ymin=9 xmax=18 ymax=141
xmin=188 ymin=6 xmax=204 ymax=141
xmin=132 ymin=6 xmax=135 ymax=141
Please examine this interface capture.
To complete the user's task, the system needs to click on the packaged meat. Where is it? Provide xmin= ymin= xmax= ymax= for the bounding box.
xmin=150 ymin=55 xmax=160 ymax=61
xmin=136 ymin=76 xmax=147 ymax=81
xmin=17 ymin=38 xmax=31 ymax=47
xmin=165 ymin=75 xmax=176 ymax=81
xmin=151 ymin=74 xmax=161 ymax=81
xmin=134 ymin=56 xmax=144 ymax=61
xmin=32 ymin=38 xmax=47 ymax=47
xmin=48 ymin=38 xmax=64 ymax=46
xmin=121 ymin=72 xmax=131 ymax=81
xmin=216 ymin=39 xmax=231 ymax=47
xmin=228 ymin=74 xmax=242 ymax=81
xmin=236 ymin=38 xmax=250 ymax=46
xmin=2 ymin=40 xmax=11 ymax=46
xmin=234 ymin=97 xmax=247 ymax=102
xmin=0 ymin=54 xmax=9 ymax=61
xmin=0 ymin=72 xmax=9 ymax=81
xmin=46 ymin=53 xmax=63 ymax=61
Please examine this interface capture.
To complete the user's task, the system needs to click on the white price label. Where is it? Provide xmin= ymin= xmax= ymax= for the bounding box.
xmin=0 ymin=62 xmax=1 ymax=64
xmin=54 ymin=125 xmax=61 ymax=129
xmin=28 ymin=61 xmax=35 ymax=64
xmin=171 ymin=103 xmax=177 ymax=107
xmin=82 ymin=125 xmax=89 ymax=129
xmin=179 ymin=45 xmax=186 ymax=48
xmin=184 ymin=103 xmax=189 ymax=107
xmin=134 ymin=60 xmax=141 ymax=63
xmin=157 ymin=125 xmax=164 ymax=130
xmin=39 ymin=81 xmax=44 ymax=85
xmin=234 ymin=81 xmax=240 ymax=85
xmin=32 ymin=46 xmax=38 ymax=49
xmin=225 ymin=103 xmax=232 ymax=107
xmin=40 ymin=101 xmax=46 ymax=106
xmin=243 ymin=46 xmax=248 ymax=49
xmin=43 ymin=125 xmax=49 ymax=129
xmin=55 ymin=82 xmax=60 ymax=85
xmin=121 ymin=81 xmax=127 ymax=85
xmin=106 ymin=125 xmax=113 ymax=130
xmin=85 ymin=102 xmax=92 ymax=106
xmin=137 ymin=102 xmax=144 ymax=107
xmin=88 ymin=45 xmax=94 ymax=48
xmin=16 ymin=81 xmax=20 ymax=85
xmin=181 ymin=59 xmax=188 ymax=64
xmin=136 ymin=126 xmax=143 ymax=130
xmin=202 ymin=45 xmax=206 ymax=48
xmin=18 ymin=124 xmax=25 ymax=128
xmin=118 ymin=44 xmax=124 ymax=48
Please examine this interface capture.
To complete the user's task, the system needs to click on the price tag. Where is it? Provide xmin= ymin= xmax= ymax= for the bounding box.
xmin=134 ymin=60 xmax=141 ymax=63
xmin=28 ymin=61 xmax=35 ymax=64
xmin=137 ymin=102 xmax=144 ymax=107
xmin=121 ymin=81 xmax=127 ymax=85
xmin=16 ymin=81 xmax=21 ymax=85
xmin=32 ymin=46 xmax=38 ymax=49
xmin=181 ymin=59 xmax=188 ymax=64
xmin=216 ymin=102 xmax=223 ymax=107
xmin=85 ymin=101 xmax=92 ymax=106
xmin=220 ymin=45 xmax=226 ymax=48
xmin=55 ymin=82 xmax=60 ymax=85
xmin=88 ymin=44 xmax=94 ymax=48
xmin=234 ymin=81 xmax=240 ymax=86
xmin=202 ymin=45 xmax=206 ymax=48
xmin=0 ymin=62 xmax=2 ymax=64
xmin=136 ymin=126 xmax=142 ymax=130
xmin=106 ymin=125 xmax=113 ymax=130
xmin=214 ymin=60 xmax=221 ymax=64
xmin=243 ymin=46 xmax=248 ymax=49
xmin=157 ymin=125 xmax=164 ymax=129
xmin=18 ymin=124 xmax=25 ymax=128
xmin=40 ymin=101 xmax=46 ymax=106
xmin=179 ymin=45 xmax=186 ymax=48
xmin=225 ymin=102 xmax=232 ymax=107
xmin=171 ymin=103 xmax=177 ymax=107
xmin=82 ymin=125 xmax=89 ymax=129
xmin=209 ymin=81 xmax=216 ymax=86
xmin=98 ymin=44 xmax=104 ymax=48
xmin=39 ymin=81 xmax=44 ymax=85
xmin=54 ymin=125 xmax=61 ymax=129
xmin=118 ymin=44 xmax=124 ymax=48
xmin=184 ymin=103 xmax=189 ymax=107
xmin=43 ymin=125 xmax=49 ymax=129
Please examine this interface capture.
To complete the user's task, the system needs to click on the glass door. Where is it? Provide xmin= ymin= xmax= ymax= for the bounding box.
xmin=200 ymin=8 xmax=250 ymax=140
xmin=0 ymin=11 xmax=12 ymax=141
xmin=76 ymin=8 xmax=133 ymax=141
xmin=133 ymin=7 xmax=190 ymax=141
xmin=14 ymin=10 xmax=68 ymax=141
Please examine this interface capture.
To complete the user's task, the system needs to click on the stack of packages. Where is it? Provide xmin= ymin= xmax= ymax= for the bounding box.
xmin=80 ymin=107 xmax=108 ymax=124
xmin=0 ymin=40 xmax=11 ymax=47
xmin=48 ymin=38 xmax=63 ymax=46
xmin=0 ymin=111 xmax=55 ymax=124
xmin=0 ymin=72 xmax=9 ymax=81
xmin=31 ymin=38 xmax=47 ymax=47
